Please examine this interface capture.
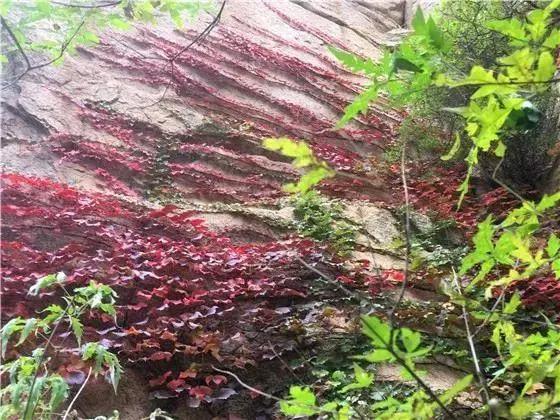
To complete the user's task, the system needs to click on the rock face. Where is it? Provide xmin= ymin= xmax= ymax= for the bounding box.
xmin=1 ymin=1 xmax=429 ymax=418
xmin=2 ymin=0 xmax=407 ymax=203
xmin=1 ymin=0 xmax=419 ymax=252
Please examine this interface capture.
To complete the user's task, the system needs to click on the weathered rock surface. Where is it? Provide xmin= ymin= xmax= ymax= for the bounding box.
xmin=1 ymin=0 xmax=417 ymax=252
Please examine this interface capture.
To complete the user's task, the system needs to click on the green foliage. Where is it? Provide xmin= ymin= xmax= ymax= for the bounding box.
xmin=360 ymin=316 xmax=431 ymax=379
xmin=487 ymin=304 xmax=560 ymax=418
xmin=0 ymin=351 xmax=69 ymax=420
xmin=0 ymin=0 xmax=214 ymax=71
xmin=0 ymin=274 xmax=121 ymax=419
xmin=460 ymin=191 xmax=560 ymax=295
xmin=262 ymin=137 xmax=335 ymax=193
xmin=82 ymin=342 xmax=123 ymax=393
xmin=280 ymin=316 xmax=471 ymax=419
xmin=293 ymin=191 xmax=356 ymax=255
xmin=280 ymin=3 xmax=560 ymax=419
xmin=407 ymin=217 xmax=467 ymax=268
xmin=331 ymin=2 xmax=560 ymax=204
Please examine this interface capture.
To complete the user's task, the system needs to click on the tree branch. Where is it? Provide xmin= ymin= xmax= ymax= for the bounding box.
xmin=2 ymin=18 xmax=87 ymax=90
xmin=136 ymin=0 xmax=226 ymax=109
xmin=51 ymin=0 xmax=122 ymax=8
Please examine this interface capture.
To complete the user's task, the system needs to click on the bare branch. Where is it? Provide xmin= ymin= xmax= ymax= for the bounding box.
xmin=62 ymin=367 xmax=93 ymax=420
xmin=2 ymin=18 xmax=87 ymax=90
xmin=51 ymin=0 xmax=122 ymax=8
xmin=1 ymin=16 xmax=31 ymax=68
xmin=451 ymin=268 xmax=493 ymax=420
xmin=136 ymin=0 xmax=226 ymax=109
xmin=388 ymin=140 xmax=411 ymax=327
xmin=362 ymin=318 xmax=457 ymax=419
xmin=212 ymin=365 xmax=282 ymax=401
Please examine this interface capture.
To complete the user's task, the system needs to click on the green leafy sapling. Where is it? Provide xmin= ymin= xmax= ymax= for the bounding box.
xmin=330 ymin=1 xmax=560 ymax=204
xmin=0 ymin=273 xmax=122 ymax=420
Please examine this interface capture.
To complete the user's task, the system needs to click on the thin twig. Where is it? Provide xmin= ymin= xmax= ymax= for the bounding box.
xmin=62 ymin=367 xmax=93 ymax=420
xmin=1 ymin=16 xmax=31 ymax=68
xmin=212 ymin=365 xmax=281 ymax=401
xmin=51 ymin=0 xmax=121 ymax=8
xmin=135 ymin=0 xmax=226 ymax=109
xmin=472 ymin=288 xmax=506 ymax=338
xmin=267 ymin=340 xmax=303 ymax=383
xmin=388 ymin=140 xmax=411 ymax=328
xmin=491 ymin=158 xmax=531 ymax=209
xmin=451 ymin=267 xmax=492 ymax=420
xmin=22 ymin=307 xmax=69 ymax=420
xmin=2 ymin=18 xmax=87 ymax=89
xmin=362 ymin=319 xmax=456 ymax=419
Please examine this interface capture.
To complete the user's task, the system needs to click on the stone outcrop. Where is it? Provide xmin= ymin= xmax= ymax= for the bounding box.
xmin=1 ymin=0 xmax=423 ymax=246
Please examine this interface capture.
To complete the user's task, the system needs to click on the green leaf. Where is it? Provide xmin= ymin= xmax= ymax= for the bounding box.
xmin=0 ymin=0 xmax=12 ymax=16
xmin=289 ymin=386 xmax=316 ymax=405
xmin=411 ymin=7 xmax=426 ymax=35
xmin=543 ymin=28 xmax=560 ymax=49
xmin=400 ymin=328 xmax=421 ymax=353
xmin=16 ymin=318 xmax=38 ymax=346
xmin=81 ymin=342 xmax=123 ymax=392
xmin=510 ymin=394 xmax=552 ymax=418
xmin=284 ymin=166 xmax=335 ymax=194
xmin=393 ymin=57 xmax=422 ymax=73
xmin=426 ymin=16 xmax=445 ymax=49
xmin=1 ymin=317 xmax=25 ymax=357
xmin=108 ymin=14 xmax=132 ymax=30
xmin=473 ymin=215 xmax=495 ymax=255
xmin=440 ymin=375 xmax=473 ymax=404
xmin=361 ymin=348 xmax=393 ymax=363
xmin=327 ymin=46 xmax=377 ymax=75
xmin=462 ymin=65 xmax=496 ymax=85
xmin=486 ymin=18 xmax=527 ymax=42
xmin=25 ymin=376 xmax=46 ymax=420
xmin=504 ymin=293 xmax=522 ymax=315
xmin=361 ymin=316 xmax=390 ymax=347
xmin=263 ymin=137 xmax=313 ymax=162
xmin=340 ymin=363 xmax=374 ymax=393
xmin=441 ymin=133 xmax=461 ymax=161
xmin=536 ymin=192 xmax=560 ymax=212
xmin=534 ymin=51 xmax=555 ymax=82
xmin=28 ymin=272 xmax=66 ymax=296
xmin=280 ymin=386 xmax=317 ymax=416
xmin=35 ymin=0 xmax=51 ymax=15
xmin=526 ymin=9 xmax=549 ymax=41
xmin=552 ymin=258 xmax=560 ymax=278
xmin=337 ymin=84 xmax=378 ymax=128
xmin=545 ymin=0 xmax=560 ymax=12
xmin=494 ymin=141 xmax=506 ymax=158
xmin=547 ymin=233 xmax=560 ymax=258
xmin=69 ymin=316 xmax=83 ymax=345
xmin=48 ymin=376 xmax=69 ymax=411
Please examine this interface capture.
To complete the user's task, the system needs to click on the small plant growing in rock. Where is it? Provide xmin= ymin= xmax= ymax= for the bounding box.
xmin=293 ymin=191 xmax=357 ymax=256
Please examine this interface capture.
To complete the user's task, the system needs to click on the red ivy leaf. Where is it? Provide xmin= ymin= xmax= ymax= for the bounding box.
xmin=167 ymin=378 xmax=186 ymax=392
xmin=150 ymin=351 xmax=173 ymax=361
xmin=179 ymin=368 xmax=198 ymax=379
xmin=189 ymin=385 xmax=213 ymax=399
xmin=149 ymin=371 xmax=172 ymax=387
xmin=205 ymin=374 xmax=227 ymax=386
